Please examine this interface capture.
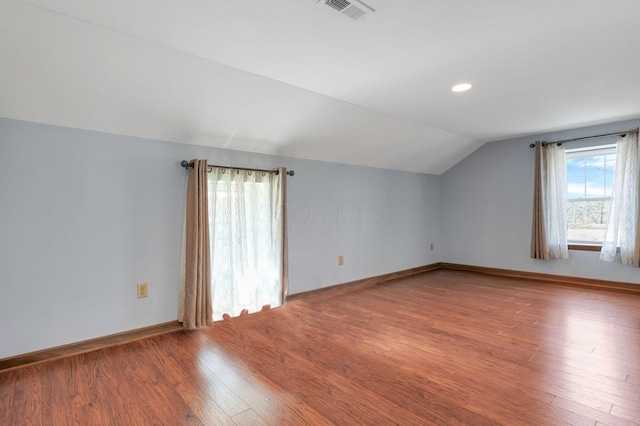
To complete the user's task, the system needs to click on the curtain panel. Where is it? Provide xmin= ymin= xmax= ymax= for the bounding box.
xmin=531 ymin=142 xmax=548 ymax=259
xmin=600 ymin=132 xmax=640 ymax=266
xmin=179 ymin=159 xmax=212 ymax=329
xmin=207 ymin=167 xmax=287 ymax=320
xmin=531 ymin=142 xmax=569 ymax=260
xmin=275 ymin=167 xmax=289 ymax=302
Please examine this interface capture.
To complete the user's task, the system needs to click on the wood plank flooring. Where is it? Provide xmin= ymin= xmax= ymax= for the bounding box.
xmin=1 ymin=269 xmax=640 ymax=425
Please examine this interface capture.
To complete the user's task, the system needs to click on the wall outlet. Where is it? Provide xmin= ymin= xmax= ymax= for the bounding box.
xmin=137 ymin=282 xmax=148 ymax=298
xmin=338 ymin=255 xmax=344 ymax=266
xmin=430 ymin=243 xmax=434 ymax=251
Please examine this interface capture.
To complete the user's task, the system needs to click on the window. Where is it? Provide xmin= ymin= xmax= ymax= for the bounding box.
xmin=565 ymin=144 xmax=616 ymax=245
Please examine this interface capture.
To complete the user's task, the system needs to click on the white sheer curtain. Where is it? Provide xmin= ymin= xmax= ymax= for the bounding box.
xmin=208 ymin=168 xmax=285 ymax=320
xmin=531 ymin=142 xmax=569 ymax=259
xmin=544 ymin=143 xmax=570 ymax=259
xmin=600 ymin=132 xmax=640 ymax=266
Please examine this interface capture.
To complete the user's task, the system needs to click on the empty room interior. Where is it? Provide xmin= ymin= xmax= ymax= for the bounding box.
xmin=2 ymin=1 xmax=640 ymax=425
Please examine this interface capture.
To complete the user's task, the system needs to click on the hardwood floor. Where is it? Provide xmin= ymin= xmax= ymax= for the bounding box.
xmin=1 ymin=269 xmax=639 ymax=425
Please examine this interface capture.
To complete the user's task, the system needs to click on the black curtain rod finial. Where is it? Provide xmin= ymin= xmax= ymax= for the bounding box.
xmin=180 ymin=160 xmax=192 ymax=169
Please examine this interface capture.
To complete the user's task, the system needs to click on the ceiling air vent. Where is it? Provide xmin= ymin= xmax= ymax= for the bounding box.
xmin=322 ymin=0 xmax=375 ymax=21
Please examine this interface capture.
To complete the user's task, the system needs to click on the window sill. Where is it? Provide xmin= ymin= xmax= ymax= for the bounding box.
xmin=568 ymin=244 xmax=602 ymax=252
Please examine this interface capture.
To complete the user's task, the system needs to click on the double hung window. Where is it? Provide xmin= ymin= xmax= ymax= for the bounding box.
xmin=565 ymin=144 xmax=616 ymax=246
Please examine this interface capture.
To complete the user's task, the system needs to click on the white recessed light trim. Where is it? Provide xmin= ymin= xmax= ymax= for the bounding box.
xmin=452 ymin=83 xmax=472 ymax=92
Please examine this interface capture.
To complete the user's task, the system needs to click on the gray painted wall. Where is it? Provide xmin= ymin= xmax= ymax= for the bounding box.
xmin=0 ymin=117 xmax=441 ymax=358
xmin=442 ymin=118 xmax=640 ymax=284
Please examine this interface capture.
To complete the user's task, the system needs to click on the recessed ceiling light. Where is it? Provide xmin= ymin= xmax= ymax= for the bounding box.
xmin=452 ymin=83 xmax=472 ymax=92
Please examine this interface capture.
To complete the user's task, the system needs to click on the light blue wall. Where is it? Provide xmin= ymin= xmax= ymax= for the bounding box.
xmin=0 ymin=117 xmax=441 ymax=358
xmin=288 ymin=159 xmax=441 ymax=291
xmin=441 ymin=118 xmax=640 ymax=284
xmin=6 ymin=113 xmax=637 ymax=360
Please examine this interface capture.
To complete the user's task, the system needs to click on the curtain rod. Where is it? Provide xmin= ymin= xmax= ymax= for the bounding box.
xmin=180 ymin=160 xmax=295 ymax=176
xmin=528 ymin=128 xmax=639 ymax=148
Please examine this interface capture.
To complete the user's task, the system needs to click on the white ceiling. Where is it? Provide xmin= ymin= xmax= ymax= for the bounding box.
xmin=2 ymin=0 xmax=640 ymax=174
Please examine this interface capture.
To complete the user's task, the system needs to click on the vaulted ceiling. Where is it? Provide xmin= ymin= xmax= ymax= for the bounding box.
xmin=2 ymin=0 xmax=639 ymax=174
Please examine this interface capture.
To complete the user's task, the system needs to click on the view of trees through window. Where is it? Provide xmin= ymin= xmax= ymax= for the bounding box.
xmin=566 ymin=145 xmax=616 ymax=243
